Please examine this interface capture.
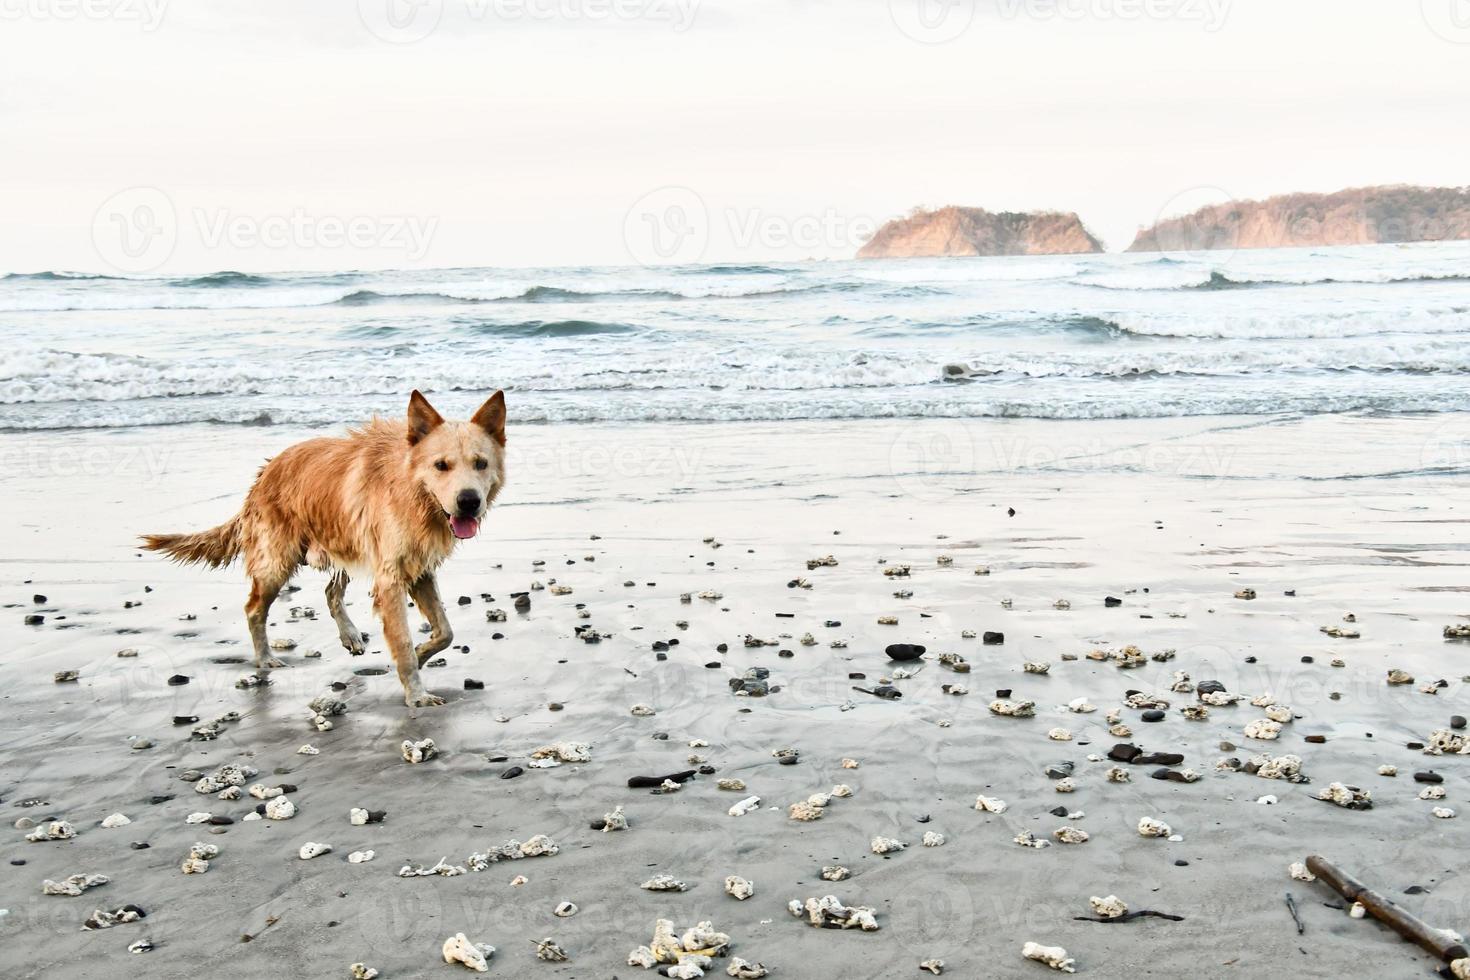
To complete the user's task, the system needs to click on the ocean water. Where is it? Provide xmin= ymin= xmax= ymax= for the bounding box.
xmin=3 ymin=241 xmax=1470 ymax=432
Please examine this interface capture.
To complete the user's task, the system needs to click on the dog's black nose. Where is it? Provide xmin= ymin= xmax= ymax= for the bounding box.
xmin=456 ymin=489 xmax=481 ymax=516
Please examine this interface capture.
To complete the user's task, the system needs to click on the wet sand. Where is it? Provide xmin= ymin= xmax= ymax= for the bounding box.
xmin=2 ymin=414 xmax=1468 ymax=979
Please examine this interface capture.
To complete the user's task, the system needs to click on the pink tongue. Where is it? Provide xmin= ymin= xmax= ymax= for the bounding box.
xmin=450 ymin=516 xmax=480 ymax=540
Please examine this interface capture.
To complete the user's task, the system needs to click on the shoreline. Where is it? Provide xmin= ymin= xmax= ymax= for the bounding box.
xmin=2 ymin=413 xmax=1467 ymax=978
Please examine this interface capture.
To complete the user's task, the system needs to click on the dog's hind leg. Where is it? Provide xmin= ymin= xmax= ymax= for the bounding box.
xmin=409 ymin=573 xmax=453 ymax=668
xmin=245 ymin=573 xmax=288 ymax=669
xmin=376 ymin=574 xmax=443 ymax=708
xmin=325 ymin=570 xmax=366 ymax=654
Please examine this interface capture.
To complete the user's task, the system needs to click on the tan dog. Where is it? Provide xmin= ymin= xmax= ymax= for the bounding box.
xmin=142 ymin=390 xmax=506 ymax=706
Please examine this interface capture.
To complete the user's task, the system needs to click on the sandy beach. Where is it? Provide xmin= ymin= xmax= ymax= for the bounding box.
xmin=2 ymin=412 xmax=1467 ymax=978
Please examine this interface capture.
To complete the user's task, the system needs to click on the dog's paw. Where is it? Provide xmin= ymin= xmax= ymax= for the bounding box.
xmin=407 ymin=692 xmax=446 ymax=708
xmin=340 ymin=632 xmax=366 ymax=655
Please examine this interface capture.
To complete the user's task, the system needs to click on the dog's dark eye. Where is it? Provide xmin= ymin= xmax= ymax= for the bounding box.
xmin=473 ymin=458 xmax=488 ymax=471
xmin=434 ymin=460 xmax=449 ymax=472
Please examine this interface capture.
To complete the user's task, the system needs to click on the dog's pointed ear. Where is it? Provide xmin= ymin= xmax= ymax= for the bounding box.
xmin=406 ymin=389 xmax=444 ymax=445
xmin=471 ymin=390 xmax=506 ymax=445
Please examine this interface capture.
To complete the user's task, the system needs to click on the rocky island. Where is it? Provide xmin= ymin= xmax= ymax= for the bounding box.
xmin=1128 ymin=184 xmax=1470 ymax=252
xmin=857 ymin=205 xmax=1103 ymax=258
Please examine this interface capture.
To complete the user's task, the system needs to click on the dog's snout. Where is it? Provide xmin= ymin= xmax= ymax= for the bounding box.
xmin=455 ymin=489 xmax=481 ymax=516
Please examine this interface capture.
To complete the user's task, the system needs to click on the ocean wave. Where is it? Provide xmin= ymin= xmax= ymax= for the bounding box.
xmin=10 ymin=338 xmax=1470 ymax=412
xmin=2 ymin=270 xmax=125 ymax=281
xmin=6 ymin=385 xmax=1470 ymax=432
xmin=1109 ymin=308 xmax=1470 ymax=340
xmin=1082 ymin=269 xmax=1470 ymax=292
xmin=171 ymin=270 xmax=278 ymax=288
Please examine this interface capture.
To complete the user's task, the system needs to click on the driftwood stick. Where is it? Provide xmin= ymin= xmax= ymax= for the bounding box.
xmin=1285 ymin=893 xmax=1305 ymax=935
xmin=1305 ymin=855 xmax=1467 ymax=962
xmin=1072 ymin=910 xmax=1185 ymax=923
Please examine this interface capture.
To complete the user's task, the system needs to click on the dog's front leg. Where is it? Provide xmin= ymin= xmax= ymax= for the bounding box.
xmin=409 ymin=573 xmax=453 ymax=668
xmin=375 ymin=575 xmax=444 ymax=708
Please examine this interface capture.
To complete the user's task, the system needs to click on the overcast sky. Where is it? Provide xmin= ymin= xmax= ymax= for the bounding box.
xmin=3 ymin=0 xmax=1468 ymax=273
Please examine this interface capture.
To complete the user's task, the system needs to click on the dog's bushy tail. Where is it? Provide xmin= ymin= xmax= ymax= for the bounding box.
xmin=141 ymin=516 xmax=243 ymax=569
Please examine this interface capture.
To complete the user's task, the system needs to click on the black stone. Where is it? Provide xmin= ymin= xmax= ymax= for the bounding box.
xmin=1104 ymin=596 xmax=1122 ymax=607
xmin=32 ymin=594 xmax=47 ymax=604
xmin=982 ymin=632 xmax=1004 ymax=645
xmin=1108 ymin=744 xmax=1142 ymax=763
xmin=627 ymin=770 xmax=697 ymax=789
xmin=1196 ymin=680 xmax=1226 ymax=696
xmin=1137 ymin=752 xmax=1185 ymax=766
xmin=1049 ymin=806 xmax=1069 ymax=817
xmin=172 ymin=715 xmax=199 ymax=726
xmin=885 ymin=643 xmax=926 ymax=662
xmin=1141 ymin=709 xmax=1166 ymax=723
xmin=167 ymin=674 xmax=190 ymax=686
xmin=1044 ymin=762 xmax=1074 ymax=779
xmin=995 ymin=689 xmax=1012 ymax=699
xmin=463 ymin=679 xmax=484 ymax=690
xmin=24 ymin=614 xmax=44 ymax=625
xmin=130 ymin=841 xmax=150 ymax=850
xmin=1151 ymin=768 xmax=1191 ymax=782
xmin=500 ymin=767 xmax=524 ymax=780
xmin=1452 ymin=716 xmax=1467 ymax=731
xmin=1414 ymin=772 xmax=1444 ymax=784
